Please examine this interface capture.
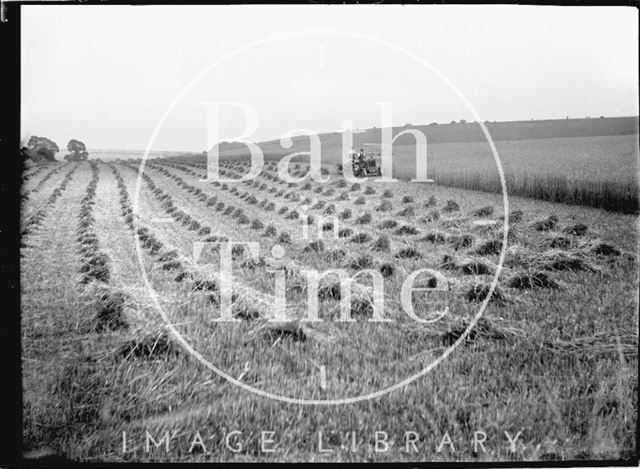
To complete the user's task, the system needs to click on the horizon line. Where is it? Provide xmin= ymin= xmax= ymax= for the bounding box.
xmin=82 ymin=114 xmax=639 ymax=154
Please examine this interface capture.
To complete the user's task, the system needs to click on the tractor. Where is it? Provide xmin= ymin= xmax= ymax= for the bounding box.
xmin=355 ymin=156 xmax=382 ymax=177
xmin=339 ymin=144 xmax=383 ymax=177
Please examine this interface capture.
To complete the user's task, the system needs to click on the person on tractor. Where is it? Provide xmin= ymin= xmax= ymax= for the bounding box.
xmin=356 ymin=149 xmax=366 ymax=172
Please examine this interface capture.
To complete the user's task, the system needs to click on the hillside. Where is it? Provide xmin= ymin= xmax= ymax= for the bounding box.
xmin=215 ymin=116 xmax=639 ymax=158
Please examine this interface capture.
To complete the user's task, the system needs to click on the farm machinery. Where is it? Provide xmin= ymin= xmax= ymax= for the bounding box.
xmin=338 ymin=144 xmax=383 ymax=177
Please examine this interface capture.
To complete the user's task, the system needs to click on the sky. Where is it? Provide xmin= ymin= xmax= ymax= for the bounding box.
xmin=21 ymin=5 xmax=639 ymax=152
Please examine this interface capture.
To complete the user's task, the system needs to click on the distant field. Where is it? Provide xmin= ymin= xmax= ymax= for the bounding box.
xmin=393 ymin=134 xmax=639 ymax=213
xmin=88 ymin=151 xmax=191 ymax=161
xmin=182 ymin=133 xmax=639 ymax=213
xmin=217 ymin=116 xmax=640 ymax=152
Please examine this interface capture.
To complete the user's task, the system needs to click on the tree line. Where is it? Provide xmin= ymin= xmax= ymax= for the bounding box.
xmin=21 ymin=137 xmax=90 ymax=162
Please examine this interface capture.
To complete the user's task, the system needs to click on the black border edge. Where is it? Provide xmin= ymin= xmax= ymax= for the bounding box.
xmin=1 ymin=1 xmax=23 ymax=468
xmin=6 ymin=1 xmax=640 ymax=468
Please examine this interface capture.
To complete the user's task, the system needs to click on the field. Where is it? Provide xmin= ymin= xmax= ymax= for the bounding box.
xmin=393 ymin=135 xmax=639 ymax=213
xmin=213 ymin=129 xmax=639 ymax=213
xmin=21 ymin=156 xmax=638 ymax=462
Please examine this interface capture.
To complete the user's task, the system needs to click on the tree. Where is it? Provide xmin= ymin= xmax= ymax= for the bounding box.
xmin=459 ymin=119 xmax=467 ymax=124
xmin=20 ymin=146 xmax=30 ymax=160
xmin=65 ymin=139 xmax=89 ymax=161
xmin=25 ymin=136 xmax=59 ymax=162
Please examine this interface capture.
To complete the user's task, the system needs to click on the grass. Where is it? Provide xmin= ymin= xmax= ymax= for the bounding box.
xmin=20 ymin=158 xmax=638 ymax=462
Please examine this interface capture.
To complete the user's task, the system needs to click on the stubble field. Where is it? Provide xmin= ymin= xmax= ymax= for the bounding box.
xmin=21 ymin=156 xmax=638 ymax=462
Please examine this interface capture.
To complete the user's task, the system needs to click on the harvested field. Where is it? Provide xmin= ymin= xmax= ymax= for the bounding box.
xmin=21 ymin=158 xmax=638 ymax=463
xmin=18 ymin=5 xmax=639 ymax=462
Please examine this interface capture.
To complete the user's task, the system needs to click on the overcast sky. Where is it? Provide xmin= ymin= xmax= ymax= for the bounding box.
xmin=21 ymin=5 xmax=638 ymax=151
